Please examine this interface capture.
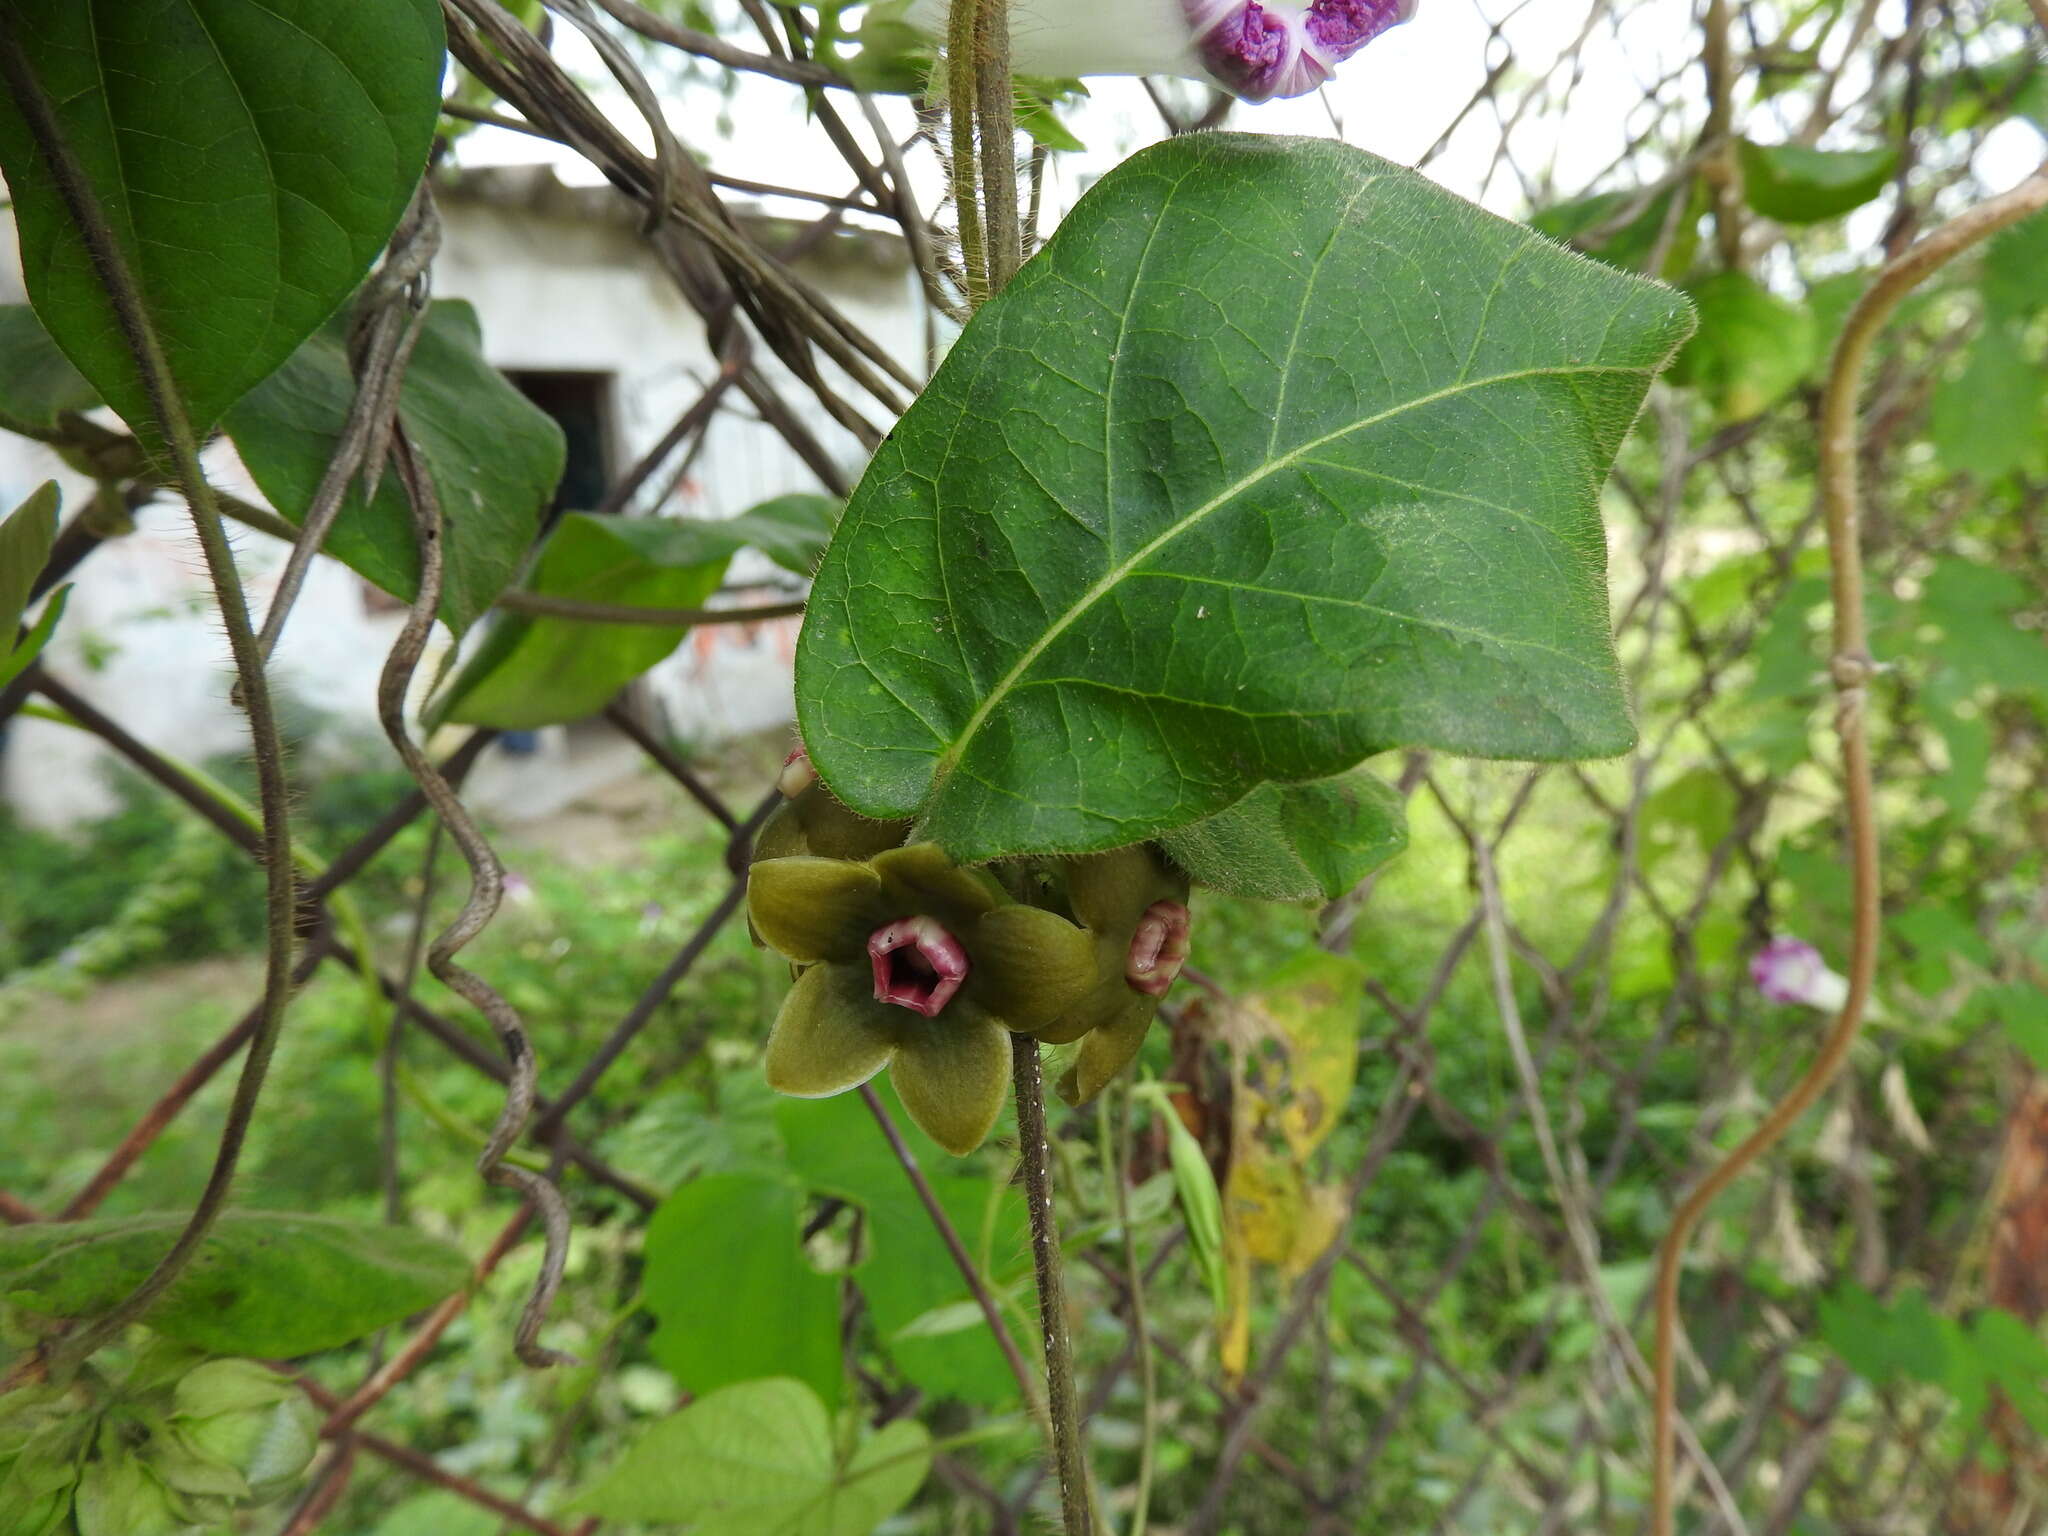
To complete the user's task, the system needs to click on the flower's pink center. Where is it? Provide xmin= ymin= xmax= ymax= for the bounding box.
xmin=1125 ymin=901 xmax=1192 ymax=997
xmin=868 ymin=915 xmax=970 ymax=1017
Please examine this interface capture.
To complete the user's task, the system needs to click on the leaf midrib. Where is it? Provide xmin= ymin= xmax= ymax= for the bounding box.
xmin=928 ymin=360 xmax=1655 ymax=784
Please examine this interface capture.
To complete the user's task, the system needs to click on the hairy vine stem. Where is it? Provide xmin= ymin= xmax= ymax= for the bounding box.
xmin=1647 ymin=162 xmax=2048 ymax=1536
xmin=946 ymin=0 xmax=988 ymax=306
xmin=1013 ymin=1036 xmax=1093 ymax=1536
xmin=0 ymin=21 xmax=301 ymax=1380
xmin=940 ymin=0 xmax=1090 ymax=1517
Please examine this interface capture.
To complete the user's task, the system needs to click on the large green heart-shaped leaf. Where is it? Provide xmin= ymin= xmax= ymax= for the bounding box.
xmin=797 ymin=134 xmax=1693 ymax=863
xmin=641 ymin=1173 xmax=844 ymax=1408
xmin=0 ymin=1211 xmax=467 ymax=1357
xmin=568 ymin=1377 xmax=930 ymax=1535
xmin=225 ymin=301 xmax=564 ymax=636
xmin=0 ymin=0 xmax=443 ymax=443
xmin=1159 ymin=764 xmax=1408 ymax=903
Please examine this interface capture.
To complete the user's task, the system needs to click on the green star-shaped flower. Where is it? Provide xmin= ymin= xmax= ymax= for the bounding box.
xmin=749 ymin=843 xmax=1098 ymax=1153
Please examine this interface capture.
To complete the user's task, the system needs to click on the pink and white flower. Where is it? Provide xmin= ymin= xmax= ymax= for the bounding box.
xmin=915 ymin=0 xmax=1413 ymax=102
xmin=1750 ymin=936 xmax=1849 ymax=1013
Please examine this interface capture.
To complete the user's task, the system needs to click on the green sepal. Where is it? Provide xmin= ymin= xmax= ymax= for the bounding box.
xmin=764 ymin=964 xmax=897 ymax=1099
xmin=962 ymin=904 xmax=1097 ymax=1032
xmin=1058 ymin=992 xmax=1157 ymax=1104
xmin=747 ymin=858 xmax=884 ymax=965
xmin=871 ymin=844 xmax=1007 ymax=927
xmin=888 ymin=1011 xmax=1012 ymax=1156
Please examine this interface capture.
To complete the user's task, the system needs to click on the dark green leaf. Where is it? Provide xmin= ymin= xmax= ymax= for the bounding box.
xmin=0 ymin=1211 xmax=466 ymax=1356
xmin=1737 ymin=140 xmax=1898 ymax=223
xmin=568 ymin=1377 xmax=930 ymax=1534
xmin=1159 ymin=765 xmax=1408 ymax=902
xmin=1669 ymin=272 xmax=1816 ymax=421
xmin=641 ymin=1173 xmax=843 ymax=1408
xmin=225 ymin=301 xmax=562 ymax=636
xmin=0 ymin=0 xmax=443 ymax=441
xmin=799 ymin=134 xmax=1693 ymax=862
xmin=0 ymin=308 xmax=97 ymax=433
xmin=432 ymin=493 xmax=834 ymax=727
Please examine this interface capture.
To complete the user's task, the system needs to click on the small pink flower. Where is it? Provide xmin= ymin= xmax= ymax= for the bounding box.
xmin=869 ymin=914 xmax=972 ymax=1017
xmin=1750 ymin=936 xmax=1849 ymax=1012
xmin=1125 ymin=899 xmax=1191 ymax=997
xmin=503 ymin=870 xmax=535 ymax=905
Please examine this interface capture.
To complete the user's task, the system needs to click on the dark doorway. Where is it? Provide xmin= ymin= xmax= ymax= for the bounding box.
xmin=508 ymin=370 xmax=616 ymax=516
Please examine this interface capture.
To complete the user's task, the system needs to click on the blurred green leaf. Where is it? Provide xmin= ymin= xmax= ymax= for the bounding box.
xmin=0 ymin=309 xmax=98 ymax=433
xmin=435 ymin=495 xmax=837 ymax=729
xmin=0 ymin=482 xmax=60 ymax=646
xmin=1932 ymin=321 xmax=2047 ymax=482
xmin=0 ymin=0 xmax=443 ymax=444
xmin=226 ymin=301 xmax=563 ymax=636
xmin=1920 ymin=559 xmax=2048 ymax=699
xmin=641 ymin=1173 xmax=843 ymax=1408
xmin=371 ymin=1491 xmax=501 ymax=1536
xmin=1738 ymin=140 xmax=1897 ymax=223
xmin=1528 ymin=180 xmax=1705 ymax=277
xmin=1976 ymin=983 xmax=2048 ymax=1073
xmin=0 ymin=1211 xmax=466 ymax=1356
xmin=1983 ymin=212 xmax=2048 ymax=321
xmin=0 ymin=584 xmax=68 ymax=692
xmin=1670 ymin=272 xmax=1817 ymax=420
xmin=1160 ymin=765 xmax=1408 ymax=902
xmin=568 ymin=1377 xmax=930 ymax=1533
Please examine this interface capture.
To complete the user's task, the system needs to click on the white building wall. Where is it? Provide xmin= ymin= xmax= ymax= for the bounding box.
xmin=0 ymin=177 xmax=923 ymax=828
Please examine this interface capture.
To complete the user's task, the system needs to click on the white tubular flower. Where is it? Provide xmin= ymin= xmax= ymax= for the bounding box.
xmin=913 ymin=0 xmax=1414 ymax=103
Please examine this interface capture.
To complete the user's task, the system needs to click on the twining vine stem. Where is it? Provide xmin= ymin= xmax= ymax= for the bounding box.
xmin=378 ymin=431 xmax=575 ymax=1369
xmin=1014 ymin=1036 xmax=1094 ymax=1536
xmin=1647 ymin=162 xmax=2048 ymax=1536
xmin=943 ymin=0 xmax=1090 ymax=1521
xmin=0 ymin=20 xmax=302 ymax=1381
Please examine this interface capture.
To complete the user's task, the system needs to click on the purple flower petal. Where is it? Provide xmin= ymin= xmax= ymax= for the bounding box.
xmin=1187 ymin=0 xmax=1410 ymax=101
